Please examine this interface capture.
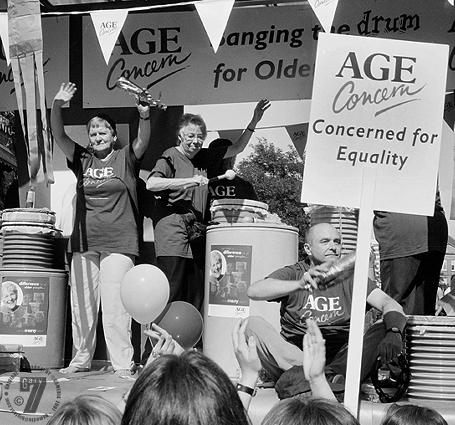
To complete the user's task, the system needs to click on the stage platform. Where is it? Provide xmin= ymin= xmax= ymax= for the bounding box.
xmin=1 ymin=368 xmax=455 ymax=425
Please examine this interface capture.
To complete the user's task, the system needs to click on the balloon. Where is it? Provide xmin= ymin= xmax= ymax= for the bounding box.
xmin=156 ymin=301 xmax=203 ymax=348
xmin=120 ymin=264 xmax=169 ymax=324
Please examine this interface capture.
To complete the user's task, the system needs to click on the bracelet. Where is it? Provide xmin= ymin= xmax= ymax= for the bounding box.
xmin=140 ymin=115 xmax=150 ymax=120
xmin=246 ymin=127 xmax=255 ymax=132
xmin=236 ymin=383 xmax=256 ymax=397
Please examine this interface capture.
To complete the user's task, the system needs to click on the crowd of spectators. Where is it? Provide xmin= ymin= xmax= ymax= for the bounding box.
xmin=45 ymin=318 xmax=448 ymax=425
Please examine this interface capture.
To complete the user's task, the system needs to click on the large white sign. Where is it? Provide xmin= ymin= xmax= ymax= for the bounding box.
xmin=301 ymin=33 xmax=448 ymax=216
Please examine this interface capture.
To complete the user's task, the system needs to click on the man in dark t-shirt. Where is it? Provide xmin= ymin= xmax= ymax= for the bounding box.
xmin=246 ymin=223 xmax=406 ymax=395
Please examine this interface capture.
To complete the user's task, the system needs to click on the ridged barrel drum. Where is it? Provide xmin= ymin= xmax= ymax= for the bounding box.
xmin=0 ymin=208 xmax=67 ymax=369
xmin=210 ymin=199 xmax=269 ymax=224
xmin=406 ymin=316 xmax=455 ymax=401
xmin=0 ymin=208 xmax=59 ymax=269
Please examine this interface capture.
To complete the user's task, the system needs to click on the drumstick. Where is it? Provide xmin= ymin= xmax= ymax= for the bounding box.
xmin=208 ymin=170 xmax=236 ymax=183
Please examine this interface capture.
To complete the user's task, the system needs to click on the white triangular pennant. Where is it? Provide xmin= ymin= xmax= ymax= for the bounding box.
xmin=308 ymin=0 xmax=339 ymax=33
xmin=195 ymin=0 xmax=234 ymax=53
xmin=0 ymin=13 xmax=10 ymax=65
xmin=90 ymin=9 xmax=128 ymax=65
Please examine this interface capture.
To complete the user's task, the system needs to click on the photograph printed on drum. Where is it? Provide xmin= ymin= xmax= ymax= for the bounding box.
xmin=0 ymin=277 xmax=49 ymax=345
xmin=208 ymin=245 xmax=252 ymax=317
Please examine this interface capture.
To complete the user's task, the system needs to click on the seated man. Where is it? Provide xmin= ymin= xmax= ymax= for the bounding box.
xmin=246 ymin=223 xmax=406 ymax=398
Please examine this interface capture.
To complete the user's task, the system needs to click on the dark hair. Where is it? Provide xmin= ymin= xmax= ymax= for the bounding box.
xmin=47 ymin=394 xmax=121 ymax=425
xmin=261 ymin=398 xmax=360 ymax=425
xmin=86 ymin=113 xmax=117 ymax=136
xmin=176 ymin=113 xmax=207 ymax=139
xmin=381 ymin=404 xmax=447 ymax=425
xmin=122 ymin=351 xmax=249 ymax=425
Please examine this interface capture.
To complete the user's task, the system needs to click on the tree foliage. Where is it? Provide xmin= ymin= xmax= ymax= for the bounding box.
xmin=236 ymin=138 xmax=309 ymax=259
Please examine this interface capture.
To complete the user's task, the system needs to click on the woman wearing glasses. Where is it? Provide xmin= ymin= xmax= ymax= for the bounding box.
xmin=146 ymin=101 xmax=270 ymax=316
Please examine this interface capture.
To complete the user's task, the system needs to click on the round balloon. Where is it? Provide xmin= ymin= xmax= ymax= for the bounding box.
xmin=120 ymin=264 xmax=169 ymax=324
xmin=156 ymin=301 xmax=203 ymax=348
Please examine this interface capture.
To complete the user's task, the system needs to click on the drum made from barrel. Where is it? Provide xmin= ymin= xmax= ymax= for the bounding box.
xmin=406 ymin=315 xmax=455 ymax=401
xmin=210 ymin=199 xmax=269 ymax=224
xmin=0 ymin=208 xmax=60 ymax=269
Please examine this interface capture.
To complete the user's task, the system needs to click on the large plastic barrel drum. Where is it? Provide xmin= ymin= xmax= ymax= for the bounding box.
xmin=406 ymin=315 xmax=455 ymax=401
xmin=0 ymin=268 xmax=68 ymax=369
xmin=203 ymin=222 xmax=298 ymax=378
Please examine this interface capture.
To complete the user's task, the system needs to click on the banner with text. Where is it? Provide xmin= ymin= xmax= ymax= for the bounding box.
xmin=81 ymin=0 xmax=455 ymax=107
xmin=0 ymin=0 xmax=453 ymax=110
xmin=301 ymin=33 xmax=448 ymax=215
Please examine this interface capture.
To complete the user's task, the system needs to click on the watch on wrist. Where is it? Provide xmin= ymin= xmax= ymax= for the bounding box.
xmin=236 ymin=383 xmax=256 ymax=397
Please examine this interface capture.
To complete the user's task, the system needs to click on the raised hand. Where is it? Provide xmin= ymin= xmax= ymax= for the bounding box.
xmin=54 ymin=82 xmax=77 ymax=104
xmin=136 ymin=95 xmax=151 ymax=118
xmin=303 ymin=318 xmax=336 ymax=400
xmin=251 ymin=99 xmax=271 ymax=125
xmin=144 ymin=323 xmax=184 ymax=367
xmin=232 ymin=318 xmax=261 ymax=382
xmin=303 ymin=318 xmax=326 ymax=382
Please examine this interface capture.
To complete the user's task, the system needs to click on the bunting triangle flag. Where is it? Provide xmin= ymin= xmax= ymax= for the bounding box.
xmin=195 ymin=0 xmax=234 ymax=53
xmin=285 ymin=123 xmax=309 ymax=159
xmin=90 ymin=9 xmax=128 ymax=65
xmin=0 ymin=13 xmax=10 ymax=65
xmin=307 ymin=0 xmax=339 ymax=33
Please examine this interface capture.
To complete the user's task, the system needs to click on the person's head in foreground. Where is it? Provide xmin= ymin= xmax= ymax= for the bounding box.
xmin=261 ymin=397 xmax=360 ymax=425
xmin=304 ymin=223 xmax=342 ymax=266
xmin=380 ymin=404 xmax=448 ymax=425
xmin=47 ymin=394 xmax=121 ymax=425
xmin=122 ymin=350 xmax=249 ymax=425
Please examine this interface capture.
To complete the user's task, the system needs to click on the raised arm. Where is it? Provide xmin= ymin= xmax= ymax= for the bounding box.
xmin=131 ymin=96 xmax=152 ymax=159
xmin=224 ymin=99 xmax=271 ymax=158
xmin=51 ymin=82 xmax=77 ymax=162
